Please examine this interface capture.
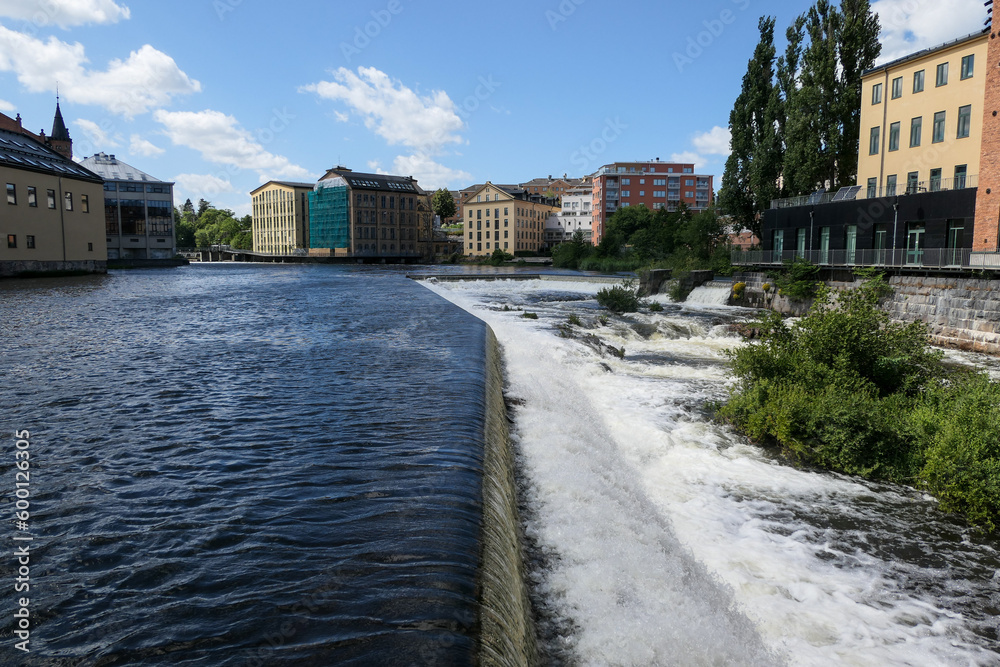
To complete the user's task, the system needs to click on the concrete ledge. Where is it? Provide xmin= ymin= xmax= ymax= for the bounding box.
xmin=1 ymin=260 xmax=107 ymax=278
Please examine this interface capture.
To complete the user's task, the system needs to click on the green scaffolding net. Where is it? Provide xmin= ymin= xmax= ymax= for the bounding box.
xmin=308 ymin=178 xmax=350 ymax=249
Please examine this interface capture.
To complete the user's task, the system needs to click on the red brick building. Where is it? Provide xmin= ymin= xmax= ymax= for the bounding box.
xmin=590 ymin=160 xmax=713 ymax=244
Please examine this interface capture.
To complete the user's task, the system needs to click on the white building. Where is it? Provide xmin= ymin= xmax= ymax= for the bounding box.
xmin=545 ymin=184 xmax=593 ymax=246
xmin=80 ymin=153 xmax=176 ymax=259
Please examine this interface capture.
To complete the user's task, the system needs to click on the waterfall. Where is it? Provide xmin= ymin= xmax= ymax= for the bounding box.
xmin=685 ymin=281 xmax=733 ymax=305
xmin=478 ymin=327 xmax=538 ymax=667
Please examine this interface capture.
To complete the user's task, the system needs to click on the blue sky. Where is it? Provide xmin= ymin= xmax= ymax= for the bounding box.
xmin=0 ymin=0 xmax=987 ymax=216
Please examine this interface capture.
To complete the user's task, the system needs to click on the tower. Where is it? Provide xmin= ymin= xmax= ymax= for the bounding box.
xmin=47 ymin=95 xmax=72 ymax=160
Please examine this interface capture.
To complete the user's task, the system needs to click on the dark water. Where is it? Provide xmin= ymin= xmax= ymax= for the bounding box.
xmin=0 ymin=264 xmax=499 ymax=666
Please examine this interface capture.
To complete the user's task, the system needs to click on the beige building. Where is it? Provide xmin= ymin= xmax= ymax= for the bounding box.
xmin=463 ymin=182 xmax=558 ymax=256
xmin=250 ymin=181 xmax=313 ymax=254
xmin=858 ymin=31 xmax=987 ymax=198
xmin=1 ymin=112 xmax=106 ymax=276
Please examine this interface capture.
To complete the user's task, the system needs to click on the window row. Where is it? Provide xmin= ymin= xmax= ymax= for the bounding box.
xmin=6 ymin=184 xmax=89 ymax=212
xmin=869 ymin=105 xmax=972 ymax=155
xmin=865 ymin=164 xmax=969 ymax=197
xmin=104 ymin=183 xmax=168 ymax=193
xmin=871 ymin=54 xmax=974 ymax=105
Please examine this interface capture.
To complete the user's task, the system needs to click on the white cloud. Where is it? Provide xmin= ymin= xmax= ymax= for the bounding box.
xmin=174 ymin=173 xmax=236 ymax=199
xmin=302 ymin=67 xmax=465 ymax=154
xmin=670 ymin=151 xmax=709 ymax=170
xmin=873 ymin=0 xmax=986 ymax=63
xmin=129 ymin=133 xmax=164 ymax=157
xmin=74 ymin=118 xmax=120 ymax=148
xmin=0 ymin=98 xmax=15 ymax=112
xmin=333 ymin=110 xmax=349 ymax=123
xmin=692 ymin=126 xmax=731 ymax=157
xmin=382 ymin=153 xmax=472 ymax=190
xmin=0 ymin=26 xmax=200 ymax=117
xmin=0 ymin=0 xmax=129 ymax=27
xmin=154 ymin=109 xmax=313 ymax=181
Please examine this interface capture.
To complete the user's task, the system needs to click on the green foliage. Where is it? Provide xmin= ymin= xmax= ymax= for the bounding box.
xmin=431 ymin=188 xmax=457 ymax=222
xmin=184 ymin=202 xmax=250 ymax=248
xmin=487 ymin=248 xmax=513 ymax=266
xmin=732 ymin=282 xmax=746 ymax=300
xmin=521 ymin=312 xmax=538 ymax=320
xmin=721 ymin=279 xmax=1000 ymax=531
xmin=773 ymin=257 xmax=820 ymax=301
xmin=596 ymin=279 xmax=641 ymax=313
xmin=567 ymin=313 xmax=583 ymax=326
xmin=648 ymin=301 xmax=663 ymax=312
xmin=552 ymin=230 xmax=592 ymax=269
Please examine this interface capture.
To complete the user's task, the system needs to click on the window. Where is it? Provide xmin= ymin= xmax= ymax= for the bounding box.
xmin=639 ymin=191 xmax=645 ymax=197
xmin=910 ymin=117 xmax=922 ymax=147
xmin=64 ymin=192 xmax=73 ymax=211
xmin=955 ymin=164 xmax=968 ymax=189
xmin=930 ymin=168 xmax=942 ymax=192
xmin=886 ymin=174 xmax=897 ymax=196
xmin=913 ymin=69 xmax=925 ymax=93
xmin=867 ymin=177 xmax=878 ymax=198
xmin=961 ymin=54 xmax=974 ymax=80
xmin=621 ymin=191 xmax=629 ymax=197
xmin=6 ymin=234 xmax=15 ymax=248
xmin=869 ymin=126 xmax=880 ymax=155
xmin=653 ymin=190 xmax=666 ymax=197
xmin=653 ymin=179 xmax=666 ymax=186
xmin=622 ymin=178 xmax=630 ymax=185
xmin=81 ymin=194 xmax=89 ymax=213
xmin=47 ymin=189 xmax=56 ymax=209
xmin=932 ymin=111 xmax=946 ymax=143
xmin=7 ymin=182 xmax=18 ymax=205
xmin=957 ymin=104 xmax=971 ymax=138
xmin=683 ymin=167 xmax=693 ymax=173
xmin=872 ymin=82 xmax=882 ymax=104
xmin=891 ymin=76 xmax=903 ymax=99
xmin=889 ymin=121 xmax=900 ymax=151
xmin=936 ymin=62 xmax=948 ymax=87
xmin=907 ymin=171 xmax=919 ymax=194
xmin=685 ymin=179 xmax=694 ymax=186
xmin=25 ymin=235 xmax=35 ymax=249
xmin=773 ymin=229 xmax=784 ymax=256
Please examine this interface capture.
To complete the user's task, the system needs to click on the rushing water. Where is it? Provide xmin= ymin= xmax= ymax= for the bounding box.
xmin=0 ymin=264 xmax=528 ymax=666
xmin=422 ymin=276 xmax=1000 ymax=667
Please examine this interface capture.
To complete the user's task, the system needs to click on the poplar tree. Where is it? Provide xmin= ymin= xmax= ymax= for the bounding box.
xmin=836 ymin=0 xmax=882 ymax=186
xmin=719 ymin=16 xmax=782 ymax=239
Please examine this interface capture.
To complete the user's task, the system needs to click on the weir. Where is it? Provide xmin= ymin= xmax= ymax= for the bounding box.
xmin=477 ymin=328 xmax=538 ymax=666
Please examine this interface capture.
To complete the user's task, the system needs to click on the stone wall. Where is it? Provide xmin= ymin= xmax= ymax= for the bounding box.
xmin=0 ymin=260 xmax=107 ymax=278
xmin=886 ymin=276 xmax=1000 ymax=353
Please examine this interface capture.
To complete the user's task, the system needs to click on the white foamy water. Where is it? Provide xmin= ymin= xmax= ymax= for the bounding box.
xmin=685 ymin=282 xmax=733 ymax=306
xmin=421 ymin=277 xmax=1000 ymax=667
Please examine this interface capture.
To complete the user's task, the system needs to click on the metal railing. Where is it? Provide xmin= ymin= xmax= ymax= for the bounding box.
xmin=770 ymin=175 xmax=978 ymax=209
xmin=732 ymin=247 xmax=1000 ymax=270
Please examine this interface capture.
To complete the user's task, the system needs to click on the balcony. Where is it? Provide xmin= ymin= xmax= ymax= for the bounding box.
xmin=732 ymin=247 xmax=996 ymax=271
xmin=770 ymin=175 xmax=977 ymax=208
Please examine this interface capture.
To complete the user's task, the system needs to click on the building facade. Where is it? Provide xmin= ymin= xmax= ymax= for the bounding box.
xmin=858 ymin=31 xmax=987 ymax=199
xmin=463 ymin=182 xmax=558 ymax=256
xmin=308 ymin=167 xmax=433 ymax=259
xmin=591 ymin=160 xmax=714 ymax=244
xmin=250 ymin=181 xmax=313 ymax=254
xmin=80 ymin=153 xmax=176 ymax=259
xmin=545 ymin=184 xmax=593 ymax=245
xmin=1 ymin=111 xmax=106 ymax=276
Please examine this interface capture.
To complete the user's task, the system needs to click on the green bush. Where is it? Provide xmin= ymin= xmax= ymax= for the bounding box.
xmin=521 ymin=311 xmax=538 ymax=320
xmin=773 ymin=257 xmax=820 ymax=301
xmin=596 ymin=279 xmax=641 ymax=313
xmin=648 ymin=301 xmax=663 ymax=312
xmin=719 ymin=279 xmax=1000 ymax=531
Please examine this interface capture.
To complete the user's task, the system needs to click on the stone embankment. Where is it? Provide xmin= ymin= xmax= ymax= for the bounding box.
xmin=729 ymin=271 xmax=1000 ymax=355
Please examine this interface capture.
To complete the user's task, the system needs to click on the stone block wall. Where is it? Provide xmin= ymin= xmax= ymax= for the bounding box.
xmin=886 ymin=276 xmax=1000 ymax=353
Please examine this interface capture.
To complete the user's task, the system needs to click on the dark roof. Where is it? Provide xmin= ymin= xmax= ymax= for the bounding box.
xmin=323 ymin=168 xmax=426 ymax=195
xmin=862 ymin=30 xmax=987 ymax=76
xmin=50 ymin=102 xmax=70 ymax=142
xmin=249 ymin=180 xmax=316 ymax=195
xmin=0 ymin=128 xmax=101 ymax=182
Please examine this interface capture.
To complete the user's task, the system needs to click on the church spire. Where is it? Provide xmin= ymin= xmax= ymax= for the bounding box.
xmin=51 ymin=88 xmax=70 ymax=142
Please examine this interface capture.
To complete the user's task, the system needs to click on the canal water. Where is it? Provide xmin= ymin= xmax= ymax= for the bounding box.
xmin=1 ymin=264 xmax=997 ymax=666
xmin=422 ymin=275 xmax=1000 ymax=667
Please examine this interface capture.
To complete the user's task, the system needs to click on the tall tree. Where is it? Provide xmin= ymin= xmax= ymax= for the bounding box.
xmin=836 ymin=0 xmax=882 ymax=186
xmin=719 ymin=16 xmax=783 ymax=239
xmin=431 ymin=189 xmax=457 ymax=223
xmin=197 ymin=198 xmax=211 ymax=220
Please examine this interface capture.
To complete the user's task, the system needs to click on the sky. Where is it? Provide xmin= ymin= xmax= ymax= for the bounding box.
xmin=0 ymin=0 xmax=989 ymax=216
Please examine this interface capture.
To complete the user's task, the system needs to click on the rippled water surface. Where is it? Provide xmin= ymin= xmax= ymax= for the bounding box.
xmin=0 ymin=264 xmax=498 ymax=666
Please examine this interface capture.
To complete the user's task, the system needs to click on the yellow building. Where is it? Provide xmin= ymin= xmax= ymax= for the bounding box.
xmin=858 ymin=31 xmax=987 ymax=198
xmin=463 ymin=182 xmax=558 ymax=256
xmin=250 ymin=181 xmax=313 ymax=254
xmin=1 ymin=118 xmax=106 ymax=277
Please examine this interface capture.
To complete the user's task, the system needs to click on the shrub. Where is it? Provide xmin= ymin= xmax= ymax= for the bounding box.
xmin=772 ymin=258 xmax=820 ymax=301
xmin=596 ymin=279 xmax=641 ymax=313
xmin=521 ymin=311 xmax=538 ymax=319
xmin=567 ymin=313 xmax=583 ymax=326
xmin=648 ymin=301 xmax=663 ymax=312
xmin=732 ymin=282 xmax=746 ymax=300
